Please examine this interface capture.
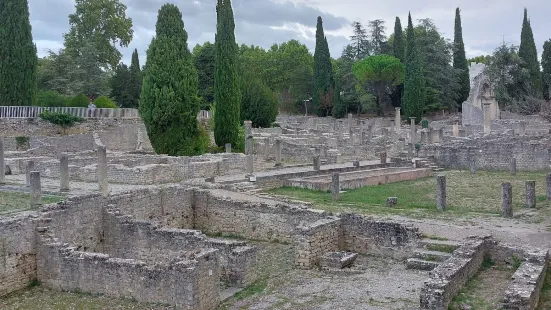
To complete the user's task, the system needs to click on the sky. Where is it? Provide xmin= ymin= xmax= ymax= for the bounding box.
xmin=29 ymin=0 xmax=551 ymax=65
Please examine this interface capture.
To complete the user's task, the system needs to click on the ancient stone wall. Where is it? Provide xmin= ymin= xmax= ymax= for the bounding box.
xmin=295 ymin=217 xmax=341 ymax=269
xmin=0 ymin=214 xmax=37 ymax=297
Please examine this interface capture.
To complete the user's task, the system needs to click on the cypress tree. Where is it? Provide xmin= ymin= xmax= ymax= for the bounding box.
xmin=390 ymin=17 xmax=405 ymax=107
xmin=139 ymin=4 xmax=204 ymax=156
xmin=128 ymin=49 xmax=142 ymax=108
xmin=313 ymin=17 xmax=333 ymax=116
xmin=402 ymin=13 xmax=425 ymax=120
xmin=519 ymin=8 xmax=542 ymax=95
xmin=453 ymin=8 xmax=470 ymax=104
xmin=214 ymin=0 xmax=241 ymax=147
xmin=542 ymin=40 xmax=551 ymax=100
xmin=0 ymin=0 xmax=38 ymax=106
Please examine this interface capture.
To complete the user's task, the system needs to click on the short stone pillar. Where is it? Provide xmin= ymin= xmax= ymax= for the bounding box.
xmin=0 ymin=137 xmax=4 ymax=185
xmin=501 ymin=182 xmax=513 ymax=218
xmin=347 ymin=113 xmax=353 ymax=131
xmin=245 ymin=154 xmax=254 ymax=176
xmin=452 ymin=122 xmax=459 ymax=137
xmin=410 ymin=117 xmax=416 ymax=143
xmin=428 ymin=128 xmax=434 ymax=144
xmin=26 ymin=160 xmax=35 ymax=187
xmin=546 ymin=173 xmax=551 ymax=201
xmin=30 ymin=171 xmax=42 ymax=207
xmin=97 ymin=145 xmax=109 ymax=195
xmin=509 ymin=157 xmax=517 ymax=176
xmin=225 ymin=143 xmax=232 ymax=153
xmin=483 ymin=102 xmax=491 ymax=136
xmin=244 ymin=121 xmax=253 ymax=155
xmin=367 ymin=126 xmax=373 ymax=141
xmin=312 ymin=118 xmax=318 ymax=130
xmin=264 ymin=138 xmax=271 ymax=160
xmin=525 ymin=180 xmax=536 ymax=208
xmin=420 ymin=130 xmax=428 ymax=143
xmin=313 ymin=155 xmax=321 ymax=171
xmin=274 ymin=139 xmax=282 ymax=167
xmin=361 ymin=131 xmax=366 ymax=146
xmin=60 ymin=153 xmax=69 ymax=192
xmin=395 ymin=107 xmax=401 ymax=133
xmin=331 ymin=173 xmax=340 ymax=200
xmin=436 ymin=175 xmax=446 ymax=211
xmin=439 ymin=128 xmax=444 ymax=141
xmin=408 ymin=143 xmax=413 ymax=159
xmin=380 ymin=151 xmax=387 ymax=164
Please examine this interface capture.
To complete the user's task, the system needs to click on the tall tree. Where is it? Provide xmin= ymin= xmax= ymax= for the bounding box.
xmin=368 ymin=19 xmax=387 ymax=55
xmin=349 ymin=21 xmax=370 ymax=60
xmin=193 ymin=42 xmax=216 ymax=110
xmin=64 ymin=0 xmax=133 ymax=70
xmin=402 ymin=13 xmax=425 ymax=119
xmin=0 ymin=0 xmax=38 ymax=106
xmin=335 ymin=45 xmax=362 ymax=116
xmin=453 ymin=8 xmax=470 ymax=104
xmin=214 ymin=0 xmax=241 ymax=147
xmin=127 ymin=49 xmax=142 ymax=108
xmin=313 ymin=16 xmax=334 ymax=116
xmin=390 ymin=17 xmax=405 ymax=107
xmin=519 ymin=8 xmax=542 ymax=95
xmin=110 ymin=63 xmax=131 ymax=107
xmin=140 ymin=4 xmax=205 ymax=156
xmin=541 ymin=40 xmax=551 ymax=100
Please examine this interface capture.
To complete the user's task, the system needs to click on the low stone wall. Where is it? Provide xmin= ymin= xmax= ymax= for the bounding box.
xmin=420 ymin=238 xmax=489 ymax=309
xmin=502 ymin=249 xmax=549 ymax=310
xmin=295 ymin=217 xmax=341 ymax=269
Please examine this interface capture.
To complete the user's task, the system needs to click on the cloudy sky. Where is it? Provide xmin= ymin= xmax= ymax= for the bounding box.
xmin=29 ymin=0 xmax=551 ymax=65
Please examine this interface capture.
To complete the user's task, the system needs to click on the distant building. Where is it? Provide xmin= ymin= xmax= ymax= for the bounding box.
xmin=462 ymin=63 xmax=500 ymax=125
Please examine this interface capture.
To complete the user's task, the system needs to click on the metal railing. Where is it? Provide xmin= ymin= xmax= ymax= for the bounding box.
xmin=0 ymin=106 xmax=141 ymax=119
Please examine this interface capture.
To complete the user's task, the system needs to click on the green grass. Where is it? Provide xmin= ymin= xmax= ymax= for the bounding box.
xmin=425 ymin=243 xmax=457 ymax=254
xmin=268 ymin=170 xmax=551 ymax=220
xmin=232 ymin=279 xmax=268 ymax=301
xmin=0 ymin=192 xmax=64 ymax=215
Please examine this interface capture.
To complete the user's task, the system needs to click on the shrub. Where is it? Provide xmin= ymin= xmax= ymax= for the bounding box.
xmin=15 ymin=136 xmax=29 ymax=149
xmin=67 ymin=93 xmax=89 ymax=107
xmin=421 ymin=119 xmax=429 ymax=128
xmin=36 ymin=91 xmax=69 ymax=107
xmin=93 ymin=95 xmax=118 ymax=108
xmin=240 ymin=75 xmax=278 ymax=128
xmin=39 ymin=111 xmax=84 ymax=128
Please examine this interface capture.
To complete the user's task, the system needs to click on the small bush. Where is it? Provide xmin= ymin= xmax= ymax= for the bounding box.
xmin=67 ymin=93 xmax=89 ymax=107
xmin=39 ymin=111 xmax=84 ymax=128
xmin=36 ymin=91 xmax=69 ymax=107
xmin=193 ymin=125 xmax=212 ymax=154
xmin=93 ymin=96 xmax=118 ymax=108
xmin=421 ymin=119 xmax=429 ymax=128
xmin=15 ymin=136 xmax=29 ymax=148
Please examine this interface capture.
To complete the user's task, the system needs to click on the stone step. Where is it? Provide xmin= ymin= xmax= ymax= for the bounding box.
xmin=413 ymin=250 xmax=452 ymax=262
xmin=418 ymin=239 xmax=460 ymax=253
xmin=406 ymin=258 xmax=440 ymax=270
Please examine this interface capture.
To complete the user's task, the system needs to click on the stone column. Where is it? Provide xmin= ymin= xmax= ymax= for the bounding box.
xmin=274 ymin=139 xmax=282 ymax=167
xmin=509 ymin=157 xmax=517 ymax=176
xmin=30 ymin=171 xmax=42 ymax=207
xmin=60 ymin=153 xmax=69 ymax=192
xmin=264 ymin=138 xmax=271 ymax=160
xmin=452 ymin=122 xmax=459 ymax=137
xmin=483 ymin=102 xmax=491 ymax=136
xmin=428 ymin=128 xmax=434 ymax=144
xmin=97 ymin=145 xmax=108 ymax=195
xmin=367 ymin=126 xmax=373 ymax=141
xmin=312 ymin=118 xmax=318 ymax=130
xmin=244 ymin=121 xmax=253 ymax=155
xmin=525 ymin=180 xmax=536 ymax=208
xmin=410 ymin=117 xmax=416 ymax=143
xmin=420 ymin=130 xmax=428 ymax=144
xmin=313 ymin=155 xmax=321 ymax=171
xmin=436 ymin=175 xmax=446 ymax=211
xmin=0 ymin=137 xmax=4 ymax=185
xmin=395 ymin=107 xmax=401 ymax=133
xmin=225 ymin=143 xmax=232 ymax=153
xmin=331 ymin=173 xmax=340 ymax=200
xmin=26 ymin=160 xmax=35 ymax=187
xmin=347 ymin=113 xmax=353 ymax=132
xmin=546 ymin=173 xmax=551 ymax=201
xmin=245 ymin=155 xmax=254 ymax=176
xmin=380 ymin=151 xmax=387 ymax=164
xmin=408 ymin=143 xmax=413 ymax=159
xmin=501 ymin=182 xmax=513 ymax=218
xmin=439 ymin=128 xmax=444 ymax=141
xmin=361 ymin=131 xmax=366 ymax=146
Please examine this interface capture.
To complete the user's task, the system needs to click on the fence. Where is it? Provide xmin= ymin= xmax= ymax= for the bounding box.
xmin=0 ymin=106 xmax=140 ymax=119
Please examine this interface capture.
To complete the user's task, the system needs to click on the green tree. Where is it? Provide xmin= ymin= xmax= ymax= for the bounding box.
xmin=193 ymin=42 xmax=215 ymax=110
xmin=94 ymin=95 xmax=117 ymax=108
xmin=368 ymin=19 xmax=387 ymax=55
xmin=390 ymin=17 xmax=405 ymax=108
xmin=0 ymin=0 xmax=38 ymax=106
xmin=519 ymin=8 xmax=542 ymax=96
xmin=313 ymin=16 xmax=334 ymax=116
xmin=240 ymin=72 xmax=278 ymax=128
xmin=64 ymin=0 xmax=133 ymax=70
xmin=349 ymin=21 xmax=370 ymax=60
xmin=110 ymin=64 xmax=132 ymax=107
xmin=128 ymin=49 xmax=142 ymax=108
xmin=68 ymin=93 xmax=90 ymax=107
xmin=467 ymin=55 xmax=491 ymax=64
xmin=453 ymin=8 xmax=470 ymax=104
xmin=332 ymin=74 xmax=346 ymax=118
xmin=542 ymin=40 xmax=551 ymax=100
xmin=140 ymin=4 xmax=205 ymax=156
xmin=402 ymin=13 xmax=425 ymax=120
xmin=352 ymin=54 xmax=405 ymax=116
xmin=37 ymin=90 xmax=70 ymax=107
xmin=214 ymin=0 xmax=242 ymax=147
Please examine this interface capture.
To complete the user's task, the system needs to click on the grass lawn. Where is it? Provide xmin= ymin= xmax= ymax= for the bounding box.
xmin=268 ymin=170 xmax=551 ymax=220
xmin=0 ymin=191 xmax=64 ymax=215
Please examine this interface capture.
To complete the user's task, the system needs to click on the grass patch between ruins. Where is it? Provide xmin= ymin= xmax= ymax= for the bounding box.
xmin=0 ymin=191 xmax=65 ymax=215
xmin=268 ymin=170 xmax=551 ymax=220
